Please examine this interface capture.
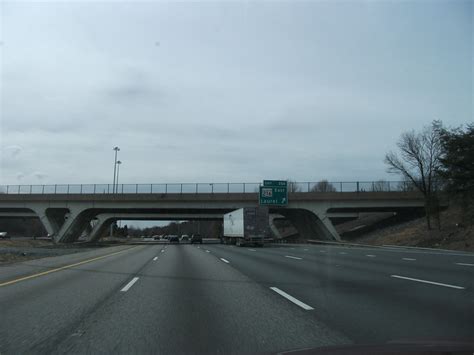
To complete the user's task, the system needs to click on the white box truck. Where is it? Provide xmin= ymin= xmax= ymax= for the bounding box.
xmin=223 ymin=207 xmax=271 ymax=246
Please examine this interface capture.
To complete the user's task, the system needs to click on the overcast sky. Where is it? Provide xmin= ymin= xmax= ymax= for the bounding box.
xmin=0 ymin=0 xmax=472 ymax=186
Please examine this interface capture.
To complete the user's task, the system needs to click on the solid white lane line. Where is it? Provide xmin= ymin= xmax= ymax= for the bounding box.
xmin=121 ymin=277 xmax=139 ymax=292
xmin=320 ymin=250 xmax=326 ymax=253
xmin=366 ymin=254 xmax=376 ymax=257
xmin=391 ymin=275 xmax=465 ymax=290
xmin=248 ymin=249 xmax=256 ymax=252
xmin=270 ymin=287 xmax=314 ymax=310
xmin=303 ymin=249 xmax=308 ymax=251
xmin=220 ymin=258 xmax=229 ymax=263
xmin=339 ymin=252 xmax=347 ymax=255
xmin=285 ymin=255 xmax=302 ymax=260
xmin=455 ymin=263 xmax=474 ymax=267
xmin=206 ymin=250 xmax=210 ymax=253
xmin=153 ymin=256 xmax=158 ymax=261
xmin=402 ymin=258 xmax=416 ymax=261
xmin=161 ymin=249 xmax=165 ymax=253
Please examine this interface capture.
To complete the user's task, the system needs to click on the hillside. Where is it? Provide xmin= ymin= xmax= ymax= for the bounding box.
xmin=338 ymin=206 xmax=474 ymax=252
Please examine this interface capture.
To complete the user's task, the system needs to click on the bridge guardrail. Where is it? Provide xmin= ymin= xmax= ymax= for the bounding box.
xmin=0 ymin=181 xmax=417 ymax=195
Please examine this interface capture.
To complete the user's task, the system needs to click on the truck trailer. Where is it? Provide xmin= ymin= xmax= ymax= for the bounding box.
xmin=223 ymin=207 xmax=271 ymax=246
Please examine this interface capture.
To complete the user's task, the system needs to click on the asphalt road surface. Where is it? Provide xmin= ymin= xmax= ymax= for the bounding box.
xmin=0 ymin=243 xmax=473 ymax=354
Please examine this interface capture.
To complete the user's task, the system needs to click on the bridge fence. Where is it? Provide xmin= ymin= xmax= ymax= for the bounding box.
xmin=0 ymin=181 xmax=416 ymax=195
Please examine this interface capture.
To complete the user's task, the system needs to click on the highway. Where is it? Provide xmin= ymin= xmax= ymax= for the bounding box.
xmin=0 ymin=243 xmax=473 ymax=354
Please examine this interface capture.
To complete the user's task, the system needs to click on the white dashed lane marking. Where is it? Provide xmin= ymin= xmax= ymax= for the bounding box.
xmin=391 ymin=275 xmax=465 ymax=290
xmin=270 ymin=287 xmax=314 ymax=310
xmin=120 ymin=277 xmax=139 ymax=292
xmin=285 ymin=255 xmax=302 ymax=260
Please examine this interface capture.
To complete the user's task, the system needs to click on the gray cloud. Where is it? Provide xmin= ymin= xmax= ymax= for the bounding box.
xmin=3 ymin=145 xmax=23 ymax=158
xmin=33 ymin=171 xmax=48 ymax=181
xmin=0 ymin=1 xmax=471 ymax=186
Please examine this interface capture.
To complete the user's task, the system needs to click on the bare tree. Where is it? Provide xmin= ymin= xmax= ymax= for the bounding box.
xmin=287 ymin=180 xmax=301 ymax=193
xmin=371 ymin=180 xmax=390 ymax=192
xmin=397 ymin=177 xmax=418 ymax=192
xmin=310 ymin=179 xmax=337 ymax=192
xmin=385 ymin=121 xmax=443 ymax=229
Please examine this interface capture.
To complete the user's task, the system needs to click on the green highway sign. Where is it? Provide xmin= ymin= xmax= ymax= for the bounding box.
xmin=263 ymin=180 xmax=287 ymax=187
xmin=259 ymin=180 xmax=288 ymax=205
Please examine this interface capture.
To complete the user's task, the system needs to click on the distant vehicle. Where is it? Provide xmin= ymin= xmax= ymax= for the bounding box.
xmin=168 ymin=235 xmax=179 ymax=243
xmin=180 ymin=234 xmax=190 ymax=242
xmin=0 ymin=232 xmax=10 ymax=239
xmin=223 ymin=207 xmax=270 ymax=247
xmin=190 ymin=234 xmax=202 ymax=244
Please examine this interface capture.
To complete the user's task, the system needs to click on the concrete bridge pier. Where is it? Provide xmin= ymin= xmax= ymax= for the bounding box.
xmin=52 ymin=209 xmax=95 ymax=243
xmin=269 ymin=214 xmax=284 ymax=240
xmin=31 ymin=207 xmax=69 ymax=240
xmin=278 ymin=208 xmax=340 ymax=241
xmin=87 ymin=215 xmax=114 ymax=243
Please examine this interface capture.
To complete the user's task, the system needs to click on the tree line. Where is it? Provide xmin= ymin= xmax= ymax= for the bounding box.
xmin=385 ymin=121 xmax=473 ymax=229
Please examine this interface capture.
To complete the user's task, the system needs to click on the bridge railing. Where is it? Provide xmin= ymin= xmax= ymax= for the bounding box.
xmin=0 ymin=181 xmax=416 ymax=195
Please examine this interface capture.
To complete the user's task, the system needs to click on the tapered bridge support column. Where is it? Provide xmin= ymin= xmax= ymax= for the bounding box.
xmin=32 ymin=207 xmax=71 ymax=242
xmin=279 ymin=208 xmax=340 ymax=241
xmin=269 ymin=214 xmax=283 ymax=240
xmin=87 ymin=215 xmax=115 ymax=243
xmin=52 ymin=208 xmax=95 ymax=243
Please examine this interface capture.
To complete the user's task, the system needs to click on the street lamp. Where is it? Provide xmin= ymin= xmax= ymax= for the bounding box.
xmin=112 ymin=146 xmax=120 ymax=194
xmin=116 ymin=161 xmax=122 ymax=193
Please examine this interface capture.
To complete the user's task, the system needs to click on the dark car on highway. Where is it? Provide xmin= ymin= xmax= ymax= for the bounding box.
xmin=190 ymin=234 xmax=202 ymax=244
xmin=168 ymin=235 xmax=179 ymax=244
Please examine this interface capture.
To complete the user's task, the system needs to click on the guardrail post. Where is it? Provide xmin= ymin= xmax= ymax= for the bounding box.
xmin=121 ymin=184 xmax=124 ymax=194
xmin=356 ymin=182 xmax=360 ymax=193
xmin=107 ymin=184 xmax=110 ymax=194
xmin=6 ymin=185 xmax=9 ymax=194
xmin=227 ymin=183 xmax=229 ymax=193
xmin=67 ymin=185 xmax=70 ymax=194
xmin=243 ymin=183 xmax=246 ymax=193
xmin=54 ymin=184 xmax=57 ymax=194
xmin=211 ymin=184 xmax=214 ymax=194
xmin=388 ymin=181 xmax=391 ymax=192
xmin=135 ymin=184 xmax=138 ymax=193
xmin=151 ymin=184 xmax=153 ymax=193
xmin=340 ymin=182 xmax=342 ymax=192
xmin=80 ymin=184 xmax=83 ymax=194
xmin=307 ymin=182 xmax=310 ymax=192
xmin=94 ymin=184 xmax=96 ymax=194
xmin=29 ymin=185 xmax=32 ymax=194
xmin=165 ymin=184 xmax=168 ymax=194
xmin=180 ymin=184 xmax=183 ymax=194
xmin=372 ymin=181 xmax=375 ymax=192
xmin=195 ymin=183 xmax=198 ymax=194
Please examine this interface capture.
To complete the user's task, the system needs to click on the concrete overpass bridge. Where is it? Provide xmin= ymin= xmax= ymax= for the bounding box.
xmin=0 ymin=181 xmax=430 ymax=243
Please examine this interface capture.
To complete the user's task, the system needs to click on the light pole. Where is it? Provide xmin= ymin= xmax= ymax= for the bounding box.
xmin=112 ymin=146 xmax=120 ymax=194
xmin=116 ymin=160 xmax=122 ymax=194
xmin=110 ymin=146 xmax=120 ymax=237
